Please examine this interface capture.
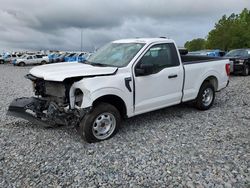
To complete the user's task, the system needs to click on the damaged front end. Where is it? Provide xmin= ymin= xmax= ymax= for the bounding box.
xmin=7 ymin=74 xmax=88 ymax=128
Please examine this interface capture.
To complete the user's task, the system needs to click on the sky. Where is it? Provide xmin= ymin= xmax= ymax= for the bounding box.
xmin=0 ymin=0 xmax=249 ymax=52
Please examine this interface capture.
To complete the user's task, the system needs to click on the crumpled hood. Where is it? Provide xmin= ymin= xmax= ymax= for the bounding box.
xmin=29 ymin=62 xmax=117 ymax=81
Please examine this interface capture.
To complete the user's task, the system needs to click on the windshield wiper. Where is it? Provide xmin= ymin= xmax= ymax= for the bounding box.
xmin=81 ymin=60 xmax=115 ymax=67
xmin=91 ymin=62 xmax=110 ymax=67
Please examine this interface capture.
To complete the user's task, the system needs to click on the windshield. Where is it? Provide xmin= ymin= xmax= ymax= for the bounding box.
xmin=87 ymin=42 xmax=145 ymax=67
xmin=225 ymin=49 xmax=248 ymax=57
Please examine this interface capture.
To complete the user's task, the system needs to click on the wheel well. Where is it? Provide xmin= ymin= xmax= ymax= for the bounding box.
xmin=93 ymin=95 xmax=127 ymax=118
xmin=203 ymin=76 xmax=218 ymax=91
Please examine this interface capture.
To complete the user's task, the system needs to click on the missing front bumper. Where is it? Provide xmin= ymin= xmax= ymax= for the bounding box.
xmin=7 ymin=97 xmax=52 ymax=127
xmin=7 ymin=97 xmax=89 ymax=128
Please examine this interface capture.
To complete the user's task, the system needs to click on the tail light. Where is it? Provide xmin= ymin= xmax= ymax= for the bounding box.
xmin=225 ymin=64 xmax=230 ymax=76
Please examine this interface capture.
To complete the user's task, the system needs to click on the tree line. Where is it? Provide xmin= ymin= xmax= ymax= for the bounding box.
xmin=184 ymin=8 xmax=250 ymax=51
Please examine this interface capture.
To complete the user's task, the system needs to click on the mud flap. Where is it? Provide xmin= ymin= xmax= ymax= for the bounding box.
xmin=7 ymin=97 xmax=52 ymax=128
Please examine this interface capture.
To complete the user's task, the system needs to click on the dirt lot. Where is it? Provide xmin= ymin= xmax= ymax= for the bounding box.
xmin=0 ymin=64 xmax=249 ymax=187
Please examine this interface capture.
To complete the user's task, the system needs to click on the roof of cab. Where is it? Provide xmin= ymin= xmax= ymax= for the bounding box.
xmin=113 ymin=38 xmax=175 ymax=44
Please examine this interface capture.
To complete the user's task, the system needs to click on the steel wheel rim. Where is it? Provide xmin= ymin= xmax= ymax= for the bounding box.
xmin=92 ymin=112 xmax=116 ymax=140
xmin=202 ymin=88 xmax=213 ymax=106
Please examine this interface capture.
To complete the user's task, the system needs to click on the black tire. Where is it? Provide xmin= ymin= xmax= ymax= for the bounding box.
xmin=0 ymin=60 xmax=4 ymax=64
xmin=242 ymin=65 xmax=249 ymax=76
xmin=194 ymin=82 xmax=215 ymax=111
xmin=19 ymin=62 xmax=25 ymax=67
xmin=41 ymin=61 xmax=46 ymax=65
xmin=79 ymin=103 xmax=121 ymax=143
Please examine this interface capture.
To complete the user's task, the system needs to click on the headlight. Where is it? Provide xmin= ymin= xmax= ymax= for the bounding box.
xmin=75 ymin=89 xmax=83 ymax=107
xmin=238 ymin=59 xmax=245 ymax=65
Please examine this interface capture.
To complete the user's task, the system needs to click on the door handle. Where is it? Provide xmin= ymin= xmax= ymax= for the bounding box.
xmin=168 ymin=74 xmax=178 ymax=79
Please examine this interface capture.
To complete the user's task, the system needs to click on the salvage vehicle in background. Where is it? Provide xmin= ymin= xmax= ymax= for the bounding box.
xmin=0 ymin=54 xmax=4 ymax=64
xmin=54 ymin=52 xmax=69 ymax=63
xmin=3 ymin=54 xmax=21 ymax=63
xmin=224 ymin=49 xmax=250 ymax=76
xmin=48 ymin=53 xmax=60 ymax=63
xmin=13 ymin=54 xmax=49 ymax=66
xmin=8 ymin=38 xmax=230 ymax=143
xmin=64 ymin=53 xmax=77 ymax=62
xmin=189 ymin=50 xmax=226 ymax=57
xmin=76 ymin=52 xmax=88 ymax=62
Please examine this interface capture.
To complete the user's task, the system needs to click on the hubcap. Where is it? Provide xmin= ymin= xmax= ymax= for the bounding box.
xmin=202 ymin=88 xmax=213 ymax=106
xmin=92 ymin=112 xmax=116 ymax=140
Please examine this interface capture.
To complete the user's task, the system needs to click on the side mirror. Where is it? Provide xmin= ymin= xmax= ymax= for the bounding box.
xmin=135 ymin=63 xmax=154 ymax=76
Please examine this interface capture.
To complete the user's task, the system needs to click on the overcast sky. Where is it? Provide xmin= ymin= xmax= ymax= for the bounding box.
xmin=0 ymin=0 xmax=249 ymax=52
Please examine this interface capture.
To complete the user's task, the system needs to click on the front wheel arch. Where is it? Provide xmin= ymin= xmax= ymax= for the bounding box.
xmin=92 ymin=95 xmax=127 ymax=118
xmin=18 ymin=62 xmax=25 ymax=66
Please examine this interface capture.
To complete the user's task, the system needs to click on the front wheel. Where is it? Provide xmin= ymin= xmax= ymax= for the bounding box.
xmin=19 ymin=62 xmax=25 ymax=67
xmin=242 ymin=65 xmax=249 ymax=76
xmin=79 ymin=103 xmax=121 ymax=143
xmin=41 ymin=61 xmax=46 ymax=65
xmin=194 ymin=82 xmax=215 ymax=110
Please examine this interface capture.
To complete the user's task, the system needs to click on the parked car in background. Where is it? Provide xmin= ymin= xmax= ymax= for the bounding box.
xmin=0 ymin=54 xmax=4 ymax=64
xmin=73 ymin=52 xmax=88 ymax=62
xmin=3 ymin=54 xmax=20 ymax=63
xmin=13 ymin=54 xmax=49 ymax=66
xmin=48 ymin=53 xmax=60 ymax=63
xmin=54 ymin=52 xmax=69 ymax=63
xmin=64 ymin=53 xmax=76 ymax=62
xmin=8 ymin=38 xmax=230 ymax=142
xmin=189 ymin=50 xmax=226 ymax=57
xmin=224 ymin=49 xmax=250 ymax=76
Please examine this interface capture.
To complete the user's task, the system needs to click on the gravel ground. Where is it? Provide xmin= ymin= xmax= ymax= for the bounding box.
xmin=0 ymin=64 xmax=249 ymax=187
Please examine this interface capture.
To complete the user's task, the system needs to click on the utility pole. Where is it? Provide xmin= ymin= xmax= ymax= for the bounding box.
xmin=80 ymin=29 xmax=83 ymax=52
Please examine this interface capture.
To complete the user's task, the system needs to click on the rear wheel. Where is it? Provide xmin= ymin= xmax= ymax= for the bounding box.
xmin=242 ymin=65 xmax=249 ymax=76
xmin=194 ymin=82 xmax=215 ymax=110
xmin=79 ymin=103 xmax=121 ymax=143
xmin=19 ymin=62 xmax=25 ymax=67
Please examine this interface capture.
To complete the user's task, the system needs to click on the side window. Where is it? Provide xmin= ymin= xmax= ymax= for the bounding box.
xmin=241 ymin=50 xmax=248 ymax=57
xmin=138 ymin=43 xmax=179 ymax=74
xmin=27 ymin=56 xmax=32 ymax=59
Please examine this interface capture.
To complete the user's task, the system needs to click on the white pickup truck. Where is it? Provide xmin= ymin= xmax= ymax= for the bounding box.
xmin=8 ymin=38 xmax=230 ymax=143
xmin=13 ymin=54 xmax=49 ymax=66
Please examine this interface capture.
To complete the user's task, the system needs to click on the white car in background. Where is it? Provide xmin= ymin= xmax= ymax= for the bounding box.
xmin=13 ymin=54 xmax=49 ymax=66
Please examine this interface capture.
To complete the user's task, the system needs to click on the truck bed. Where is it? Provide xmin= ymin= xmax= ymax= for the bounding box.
xmin=181 ymin=55 xmax=221 ymax=65
xmin=180 ymin=55 xmax=229 ymax=103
